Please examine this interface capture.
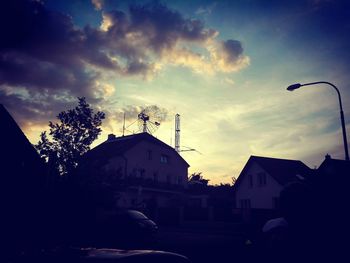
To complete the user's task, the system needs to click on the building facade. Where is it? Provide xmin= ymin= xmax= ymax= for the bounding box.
xmin=234 ymin=155 xmax=312 ymax=210
xmin=78 ymin=133 xmax=190 ymax=211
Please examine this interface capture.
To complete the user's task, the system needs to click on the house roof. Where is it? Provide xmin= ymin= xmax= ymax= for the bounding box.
xmin=82 ymin=132 xmax=190 ymax=167
xmin=235 ymin=155 xmax=313 ymax=188
xmin=318 ymin=156 xmax=350 ymax=177
xmin=0 ymin=104 xmax=45 ymax=184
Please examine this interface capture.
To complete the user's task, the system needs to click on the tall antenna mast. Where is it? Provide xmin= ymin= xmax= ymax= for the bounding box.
xmin=122 ymin=113 xmax=126 ymax=136
xmin=175 ymin=114 xmax=180 ymax=152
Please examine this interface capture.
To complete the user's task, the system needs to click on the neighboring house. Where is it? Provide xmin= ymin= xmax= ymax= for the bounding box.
xmin=317 ymin=154 xmax=350 ymax=178
xmin=78 ymin=132 xmax=190 ymax=211
xmin=314 ymin=154 xmax=350 ymax=208
xmin=0 ymin=104 xmax=46 ymax=187
xmin=233 ymin=155 xmax=312 ymax=210
xmin=313 ymin=155 xmax=350 ymax=240
xmin=0 ymin=104 xmax=46 ymax=252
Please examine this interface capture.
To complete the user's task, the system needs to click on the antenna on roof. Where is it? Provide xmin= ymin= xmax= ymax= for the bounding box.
xmin=137 ymin=106 xmax=163 ymax=134
xmin=122 ymin=113 xmax=126 ymax=136
xmin=170 ymin=125 xmax=173 ymax=146
xmin=175 ymin=114 xmax=180 ymax=152
xmin=174 ymin=114 xmax=201 ymax=154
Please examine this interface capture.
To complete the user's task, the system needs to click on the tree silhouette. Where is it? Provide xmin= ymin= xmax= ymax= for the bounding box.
xmin=35 ymin=97 xmax=105 ymax=175
xmin=231 ymin=176 xmax=237 ymax=185
xmin=189 ymin=172 xmax=209 ymax=186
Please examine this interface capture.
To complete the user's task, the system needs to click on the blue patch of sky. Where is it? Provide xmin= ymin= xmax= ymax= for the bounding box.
xmin=45 ymin=0 xmax=101 ymax=27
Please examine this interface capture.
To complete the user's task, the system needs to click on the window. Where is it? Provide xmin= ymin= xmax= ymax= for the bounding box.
xmin=147 ymin=150 xmax=152 ymax=160
xmin=240 ymin=199 xmax=251 ymax=209
xmin=160 ymin=154 xmax=169 ymax=164
xmin=248 ymin=174 xmax=253 ymax=188
xmin=177 ymin=176 xmax=183 ymax=185
xmin=258 ymin=172 xmax=267 ymax=186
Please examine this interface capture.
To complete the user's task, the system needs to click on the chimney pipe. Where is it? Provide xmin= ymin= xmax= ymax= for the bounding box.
xmin=108 ymin=134 xmax=116 ymax=141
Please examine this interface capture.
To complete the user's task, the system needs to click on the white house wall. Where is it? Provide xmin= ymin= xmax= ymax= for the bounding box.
xmin=123 ymin=140 xmax=188 ymax=187
xmin=235 ymin=162 xmax=283 ymax=209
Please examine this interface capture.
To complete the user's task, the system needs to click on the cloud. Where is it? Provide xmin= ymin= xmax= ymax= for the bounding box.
xmin=96 ymin=2 xmax=248 ymax=75
xmin=195 ymin=2 xmax=217 ymax=15
xmin=129 ymin=2 xmax=218 ymax=51
xmin=223 ymin=77 xmax=235 ymax=86
xmin=0 ymin=0 xmax=248 ymax=128
xmin=92 ymin=0 xmax=104 ymax=11
xmin=209 ymin=40 xmax=250 ymax=72
xmin=162 ymin=47 xmax=213 ymax=74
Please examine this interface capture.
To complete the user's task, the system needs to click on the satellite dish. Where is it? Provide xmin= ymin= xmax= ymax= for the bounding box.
xmin=137 ymin=106 xmax=164 ymax=134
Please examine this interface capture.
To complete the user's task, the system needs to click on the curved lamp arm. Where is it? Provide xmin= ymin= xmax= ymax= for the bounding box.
xmin=287 ymin=81 xmax=349 ymax=161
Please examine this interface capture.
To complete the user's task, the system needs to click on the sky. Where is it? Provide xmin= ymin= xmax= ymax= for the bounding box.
xmin=1 ymin=0 xmax=350 ymax=184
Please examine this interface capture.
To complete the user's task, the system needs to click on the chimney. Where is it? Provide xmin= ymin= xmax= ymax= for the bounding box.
xmin=107 ymin=133 xmax=116 ymax=141
xmin=325 ymin=153 xmax=331 ymax=160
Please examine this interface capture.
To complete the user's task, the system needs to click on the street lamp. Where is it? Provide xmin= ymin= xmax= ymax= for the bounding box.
xmin=287 ymin=81 xmax=349 ymax=161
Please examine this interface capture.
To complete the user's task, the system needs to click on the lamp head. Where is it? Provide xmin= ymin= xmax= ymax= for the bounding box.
xmin=287 ymin=83 xmax=302 ymax=91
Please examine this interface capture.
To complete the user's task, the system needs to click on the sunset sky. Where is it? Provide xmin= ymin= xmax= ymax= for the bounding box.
xmin=1 ymin=0 xmax=349 ymax=184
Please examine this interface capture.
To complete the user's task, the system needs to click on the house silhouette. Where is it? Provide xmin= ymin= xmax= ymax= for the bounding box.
xmin=234 ymin=155 xmax=313 ymax=210
xmin=77 ymin=132 xmax=190 ymax=219
xmin=0 ymin=104 xmax=46 ymax=256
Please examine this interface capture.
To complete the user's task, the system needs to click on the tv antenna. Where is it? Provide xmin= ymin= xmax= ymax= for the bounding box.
xmin=137 ymin=106 xmax=164 ymax=134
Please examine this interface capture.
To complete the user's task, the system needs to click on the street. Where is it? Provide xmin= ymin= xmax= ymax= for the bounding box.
xmin=152 ymin=225 xmax=254 ymax=263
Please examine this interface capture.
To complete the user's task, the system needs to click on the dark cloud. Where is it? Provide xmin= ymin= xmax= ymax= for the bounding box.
xmin=0 ymin=0 xmax=247 ymax=128
xmin=0 ymin=88 xmax=77 ymax=128
xmin=0 ymin=0 xmax=116 ymax=108
xmin=222 ymin=40 xmax=244 ymax=62
xmin=128 ymin=2 xmax=217 ymax=52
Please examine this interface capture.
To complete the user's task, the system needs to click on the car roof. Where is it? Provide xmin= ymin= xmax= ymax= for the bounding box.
xmin=82 ymin=248 xmax=190 ymax=262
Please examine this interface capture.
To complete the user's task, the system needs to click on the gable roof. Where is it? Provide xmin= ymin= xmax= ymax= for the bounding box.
xmin=235 ymin=155 xmax=313 ymax=189
xmin=0 ymin=104 xmax=45 ymax=184
xmin=82 ymin=132 xmax=190 ymax=167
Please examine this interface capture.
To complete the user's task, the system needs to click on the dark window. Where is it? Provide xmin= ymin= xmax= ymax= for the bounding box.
xmin=160 ymin=154 xmax=169 ymax=164
xmin=166 ymin=174 xmax=171 ymax=184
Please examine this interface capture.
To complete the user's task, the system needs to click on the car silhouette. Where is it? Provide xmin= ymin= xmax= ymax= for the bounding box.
xmin=95 ymin=210 xmax=158 ymax=248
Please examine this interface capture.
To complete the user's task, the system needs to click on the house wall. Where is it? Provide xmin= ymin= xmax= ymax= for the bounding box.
xmin=98 ymin=140 xmax=188 ymax=188
xmin=235 ymin=162 xmax=283 ymax=209
xmin=80 ymin=137 xmax=189 ymax=212
xmin=103 ymin=155 xmax=127 ymax=178
xmin=123 ymin=140 xmax=188 ymax=187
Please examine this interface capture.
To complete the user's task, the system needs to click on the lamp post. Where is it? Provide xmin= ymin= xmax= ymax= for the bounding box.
xmin=287 ymin=81 xmax=349 ymax=161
